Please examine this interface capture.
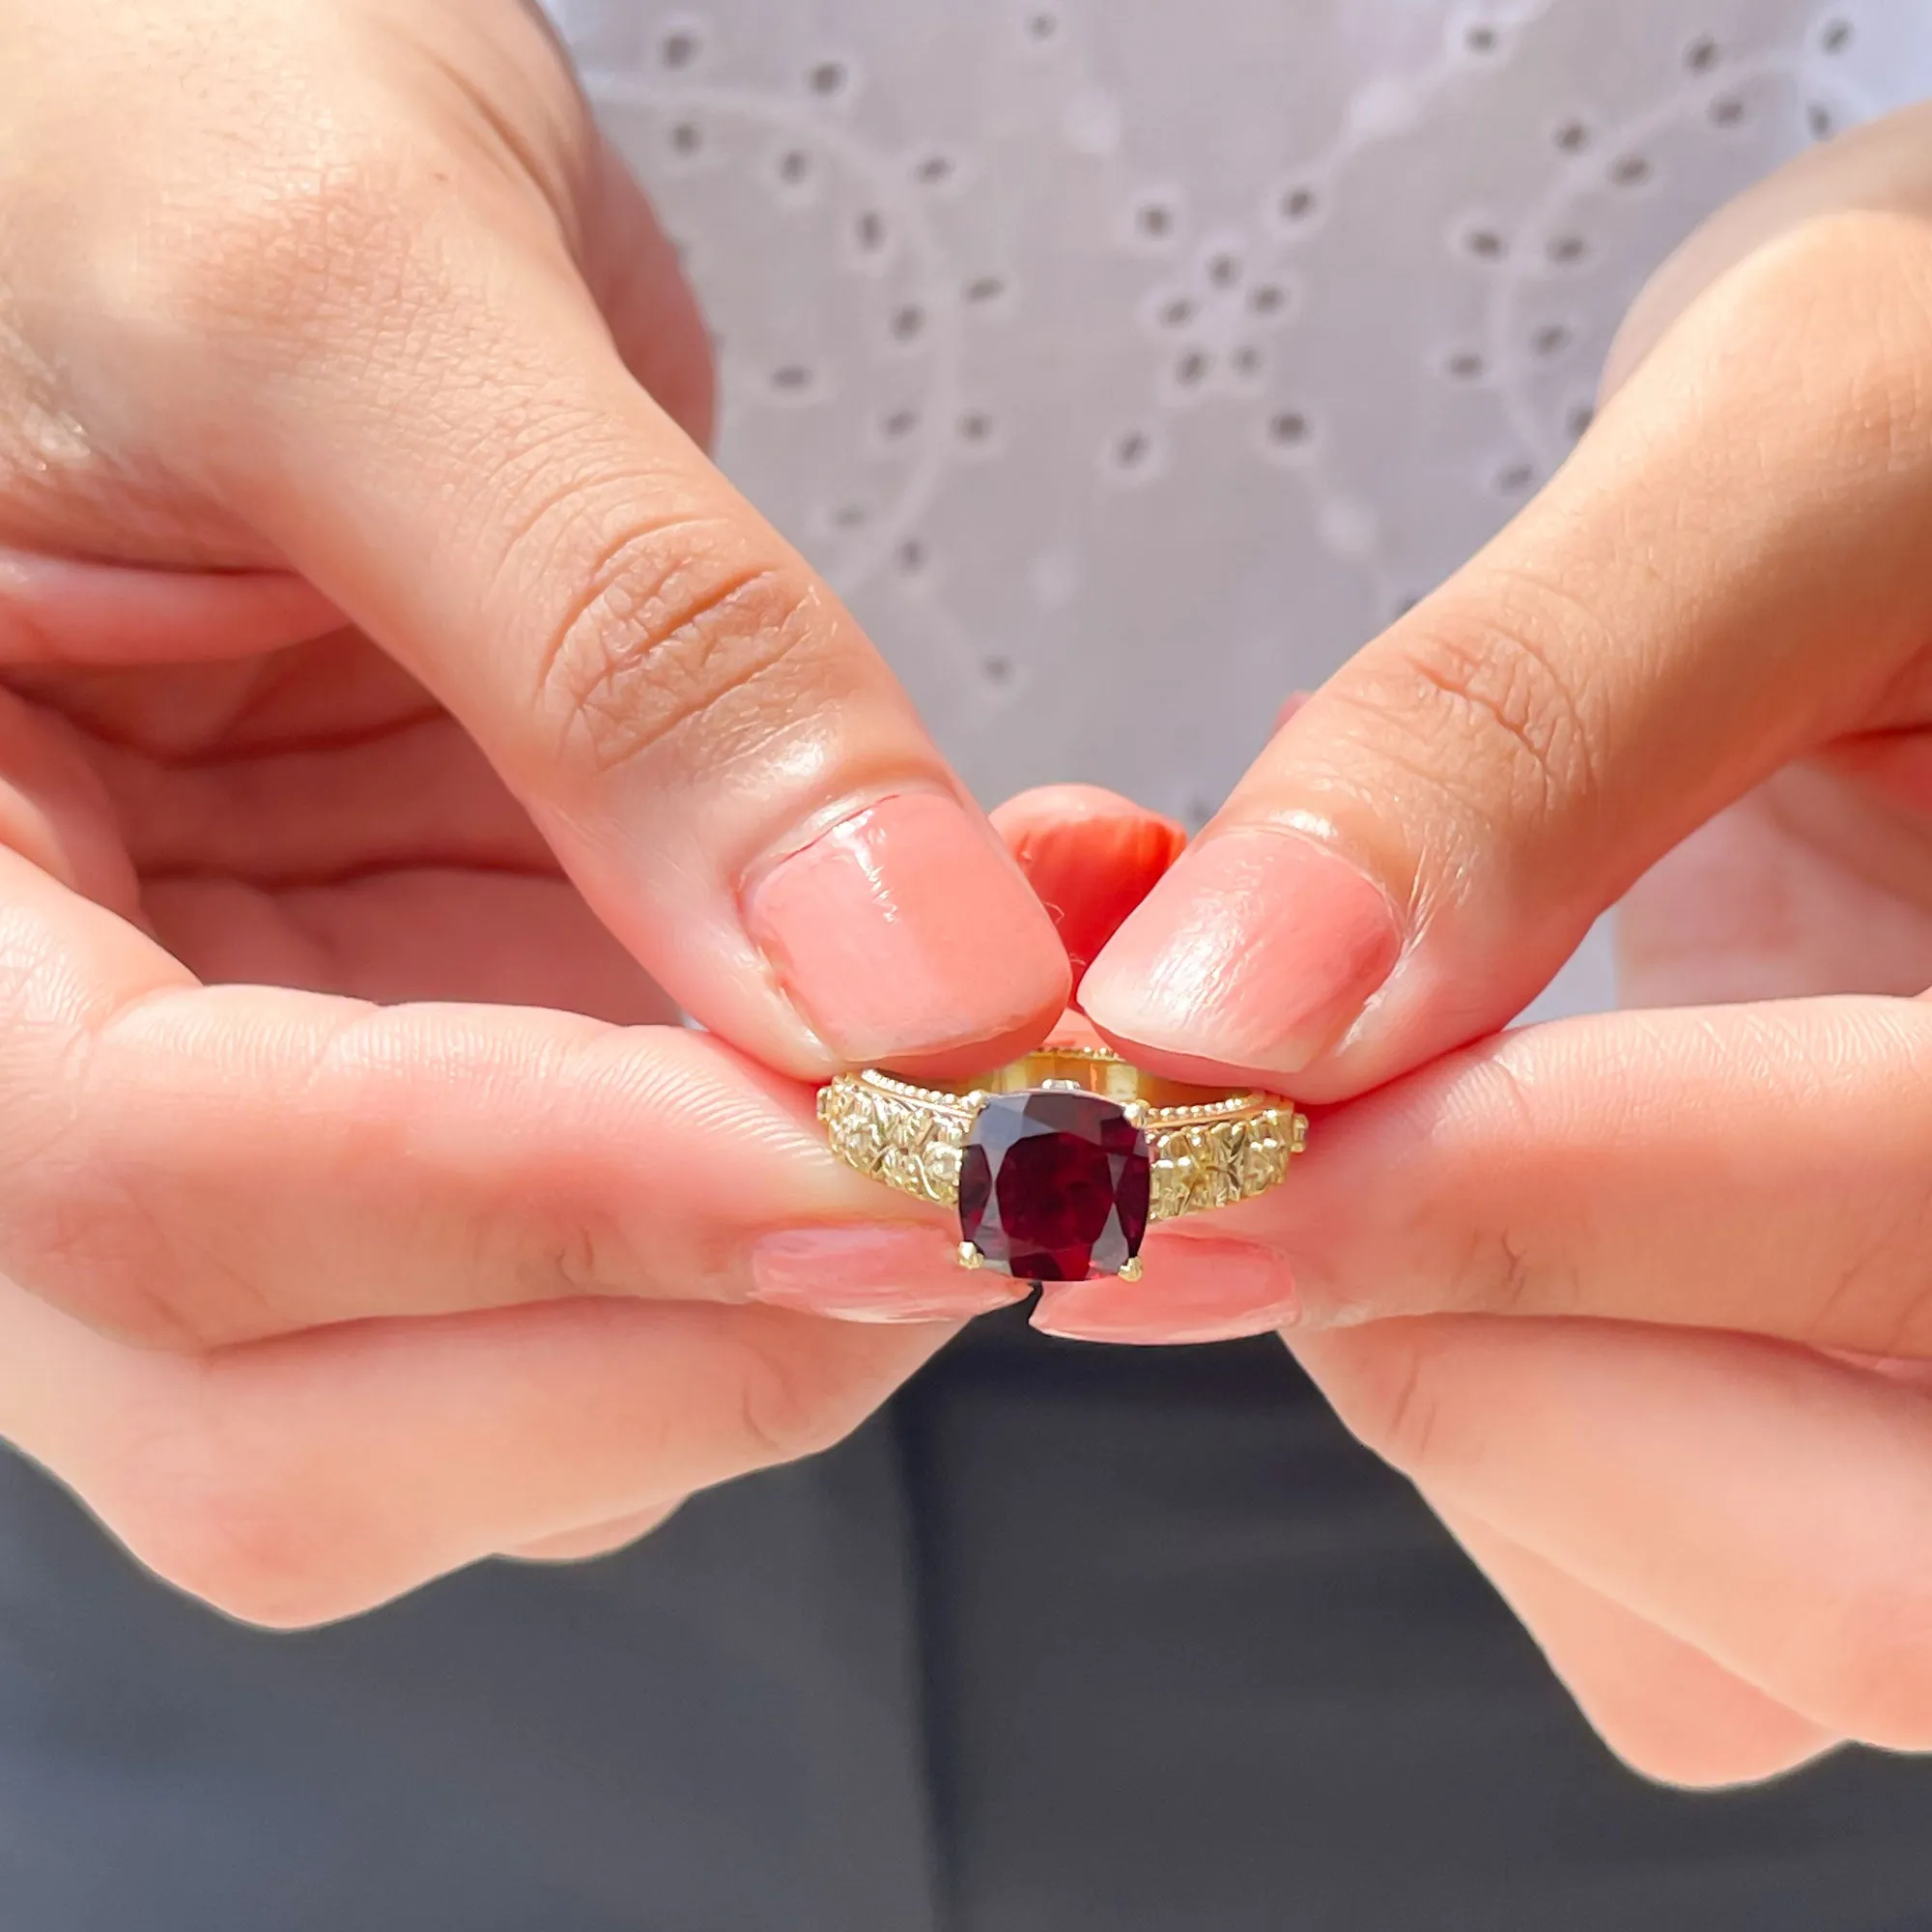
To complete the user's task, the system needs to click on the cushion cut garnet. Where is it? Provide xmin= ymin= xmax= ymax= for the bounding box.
xmin=958 ymin=1089 xmax=1152 ymax=1282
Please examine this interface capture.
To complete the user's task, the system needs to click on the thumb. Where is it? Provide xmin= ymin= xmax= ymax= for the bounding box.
xmin=989 ymin=784 xmax=1186 ymax=998
xmin=1083 ymin=213 xmax=1932 ymax=1097
xmin=36 ymin=1 xmax=1065 ymax=1079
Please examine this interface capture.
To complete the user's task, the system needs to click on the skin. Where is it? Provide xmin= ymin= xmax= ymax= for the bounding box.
xmin=8 ymin=0 xmax=1932 ymax=1804
xmin=1074 ymin=106 xmax=1932 ymax=1784
xmin=0 ymin=0 xmax=1094 ymax=1625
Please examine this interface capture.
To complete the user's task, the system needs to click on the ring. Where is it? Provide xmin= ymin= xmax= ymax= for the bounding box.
xmin=818 ymin=1046 xmax=1307 ymax=1285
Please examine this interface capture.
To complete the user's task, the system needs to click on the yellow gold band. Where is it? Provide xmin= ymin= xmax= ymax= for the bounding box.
xmin=817 ymin=1046 xmax=1307 ymax=1225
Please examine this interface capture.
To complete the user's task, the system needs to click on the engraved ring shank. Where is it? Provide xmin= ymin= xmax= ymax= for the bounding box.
xmin=817 ymin=1047 xmax=1307 ymax=1233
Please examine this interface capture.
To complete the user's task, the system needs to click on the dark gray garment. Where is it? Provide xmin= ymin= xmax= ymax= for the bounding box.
xmin=3 ymin=1311 xmax=1930 ymax=1931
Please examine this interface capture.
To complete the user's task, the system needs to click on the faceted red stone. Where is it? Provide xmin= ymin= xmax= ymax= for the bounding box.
xmin=958 ymin=1089 xmax=1151 ymax=1282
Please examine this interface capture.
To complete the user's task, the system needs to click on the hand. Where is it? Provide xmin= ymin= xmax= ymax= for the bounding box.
xmin=1075 ymin=106 xmax=1932 ymax=1783
xmin=0 ymin=0 xmax=1074 ymax=1624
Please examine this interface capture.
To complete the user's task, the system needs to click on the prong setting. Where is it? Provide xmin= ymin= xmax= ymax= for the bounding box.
xmin=957 ymin=1240 xmax=985 ymax=1270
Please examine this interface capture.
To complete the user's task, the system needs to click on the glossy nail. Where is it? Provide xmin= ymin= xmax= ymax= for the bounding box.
xmin=752 ymin=1224 xmax=1029 ymax=1323
xmin=1030 ymin=1235 xmax=1296 ymax=1345
xmin=990 ymin=785 xmax=1187 ymax=999
xmin=1079 ymin=825 xmax=1404 ymax=1077
xmin=745 ymin=793 xmax=1068 ymax=1065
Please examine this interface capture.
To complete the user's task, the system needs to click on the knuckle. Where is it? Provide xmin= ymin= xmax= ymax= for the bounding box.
xmin=1323 ymin=1325 xmax=1450 ymax=1473
xmin=1431 ymin=1051 xmax=1582 ymax=1320
xmin=1710 ymin=213 xmax=1932 ymax=468
xmin=1792 ymin=1568 xmax=1932 ymax=1747
xmin=731 ymin=1328 xmax=884 ymax=1468
xmin=108 ymin=1416 xmax=354 ymax=1631
xmin=1590 ymin=1708 xmax=1827 ymax=1793
xmin=0 ymin=1110 xmax=266 ymax=1357
xmin=530 ymin=520 xmax=822 ymax=780
xmin=1456 ymin=1227 xmax=1543 ymax=1319
xmin=530 ymin=1215 xmax=631 ymax=1301
xmin=1342 ymin=586 xmax=1605 ymax=840
xmin=0 ymin=951 xmax=219 ymax=1350
xmin=2 ymin=1200 xmax=213 ymax=1352
xmin=505 ymin=1501 xmax=685 ymax=1565
xmin=104 ymin=130 xmax=439 ymax=374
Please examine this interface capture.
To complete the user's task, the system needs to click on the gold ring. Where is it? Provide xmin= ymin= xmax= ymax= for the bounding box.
xmin=818 ymin=1045 xmax=1307 ymax=1285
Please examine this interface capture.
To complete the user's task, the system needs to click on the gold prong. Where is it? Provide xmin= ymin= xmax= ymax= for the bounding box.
xmin=1122 ymin=1099 xmax=1151 ymax=1128
xmin=1119 ymin=1255 xmax=1145 ymax=1283
xmin=957 ymin=1241 xmax=985 ymax=1270
xmin=963 ymin=1090 xmax=990 ymax=1114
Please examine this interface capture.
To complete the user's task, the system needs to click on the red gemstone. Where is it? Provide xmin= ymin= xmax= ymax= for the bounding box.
xmin=958 ymin=1089 xmax=1151 ymax=1282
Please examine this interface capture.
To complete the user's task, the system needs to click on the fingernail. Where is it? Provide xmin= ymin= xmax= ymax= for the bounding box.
xmin=998 ymin=797 xmax=1186 ymax=998
xmin=752 ymin=1225 xmax=1029 ymax=1323
xmin=1272 ymin=690 xmax=1312 ymax=733
xmin=1079 ymin=826 xmax=1404 ymax=1077
xmin=1030 ymin=1236 xmax=1296 ymax=1345
xmin=745 ymin=793 xmax=1068 ymax=1064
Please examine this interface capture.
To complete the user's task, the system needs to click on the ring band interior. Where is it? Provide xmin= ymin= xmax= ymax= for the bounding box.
xmin=926 ymin=1049 xmax=1254 ymax=1110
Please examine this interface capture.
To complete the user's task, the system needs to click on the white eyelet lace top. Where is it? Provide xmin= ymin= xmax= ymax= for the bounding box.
xmin=546 ymin=0 xmax=1932 ymax=1016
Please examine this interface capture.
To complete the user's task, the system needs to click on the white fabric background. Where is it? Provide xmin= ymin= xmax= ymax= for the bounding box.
xmin=548 ymin=0 xmax=1932 ymax=1019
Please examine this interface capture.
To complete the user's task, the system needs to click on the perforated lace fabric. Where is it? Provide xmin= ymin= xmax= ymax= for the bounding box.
xmin=547 ymin=0 xmax=1932 ymax=1016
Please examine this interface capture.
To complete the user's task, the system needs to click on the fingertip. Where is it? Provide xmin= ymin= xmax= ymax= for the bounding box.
xmin=1030 ymin=1236 xmax=1296 ymax=1346
xmin=990 ymin=784 xmax=1187 ymax=998
xmin=1079 ymin=824 xmax=1405 ymax=1081
xmin=988 ymin=781 xmax=1178 ymax=844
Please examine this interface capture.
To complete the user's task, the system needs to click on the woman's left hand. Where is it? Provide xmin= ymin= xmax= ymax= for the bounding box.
xmin=1061 ymin=106 xmax=1932 ymax=1786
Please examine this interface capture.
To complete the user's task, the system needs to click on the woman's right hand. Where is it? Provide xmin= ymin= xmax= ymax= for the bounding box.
xmin=0 ymin=0 xmax=1073 ymax=1623
xmin=1076 ymin=104 xmax=1932 ymax=1785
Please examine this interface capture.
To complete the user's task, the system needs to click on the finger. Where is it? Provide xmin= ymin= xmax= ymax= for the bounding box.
xmin=0 ymin=1273 xmax=944 ymax=1627
xmin=0 ymin=844 xmax=1023 ymax=1346
xmin=0 ymin=626 xmax=431 ymax=761
xmin=94 ymin=702 xmax=554 ymax=889
xmin=505 ymin=1500 xmax=684 ymax=1564
xmin=1298 ymin=1313 xmax=1932 ymax=1748
xmin=1174 ymin=996 xmax=1932 ymax=1355
xmin=64 ymin=19 xmax=1065 ymax=1076
xmin=990 ymin=784 xmax=1186 ymax=997
xmin=0 ymin=683 xmax=139 ymax=910
xmin=1613 ymin=772 xmax=1932 ymax=1011
xmin=1429 ymin=1496 xmax=1837 ymax=1788
xmin=1603 ymin=102 xmax=1932 ymax=395
xmin=1083 ymin=210 xmax=1932 ymax=1097
xmin=0 ymin=548 xmax=343 ymax=667
xmin=980 ymin=786 xmax=1304 ymax=1345
xmin=144 ymin=869 xmax=679 ymax=1019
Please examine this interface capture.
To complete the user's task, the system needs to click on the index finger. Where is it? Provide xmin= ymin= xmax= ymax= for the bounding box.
xmin=0 ymin=846 xmax=1008 ymax=1350
xmin=1209 ymin=994 xmax=1932 ymax=1354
